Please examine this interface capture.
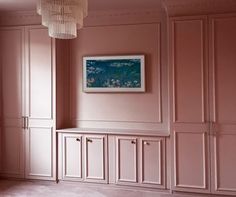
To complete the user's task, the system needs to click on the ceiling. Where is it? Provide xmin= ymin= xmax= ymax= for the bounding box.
xmin=2 ymin=0 xmax=236 ymax=16
xmin=0 ymin=0 xmax=161 ymax=12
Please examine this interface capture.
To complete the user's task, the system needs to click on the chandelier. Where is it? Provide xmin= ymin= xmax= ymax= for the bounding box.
xmin=36 ymin=0 xmax=88 ymax=39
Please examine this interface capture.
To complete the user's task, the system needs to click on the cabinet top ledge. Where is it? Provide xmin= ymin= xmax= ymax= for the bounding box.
xmin=56 ymin=127 xmax=170 ymax=137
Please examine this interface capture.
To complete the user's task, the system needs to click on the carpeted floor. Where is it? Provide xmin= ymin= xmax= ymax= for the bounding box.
xmin=0 ymin=180 xmax=176 ymax=197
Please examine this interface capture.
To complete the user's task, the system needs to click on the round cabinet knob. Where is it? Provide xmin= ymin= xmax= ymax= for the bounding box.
xmin=87 ymin=139 xmax=93 ymax=143
xmin=76 ymin=138 xmax=80 ymax=142
xmin=131 ymin=140 xmax=136 ymax=144
xmin=144 ymin=141 xmax=149 ymax=145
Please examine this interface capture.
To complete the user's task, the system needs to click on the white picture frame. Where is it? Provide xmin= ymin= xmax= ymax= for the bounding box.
xmin=83 ymin=55 xmax=145 ymax=92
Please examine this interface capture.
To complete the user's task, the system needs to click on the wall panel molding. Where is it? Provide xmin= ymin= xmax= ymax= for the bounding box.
xmin=70 ymin=23 xmax=166 ymax=132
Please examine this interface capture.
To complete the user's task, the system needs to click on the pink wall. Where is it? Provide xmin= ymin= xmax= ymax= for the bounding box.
xmin=70 ymin=23 xmax=167 ymax=131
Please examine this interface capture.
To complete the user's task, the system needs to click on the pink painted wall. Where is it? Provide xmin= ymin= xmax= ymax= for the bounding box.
xmin=70 ymin=23 xmax=167 ymax=131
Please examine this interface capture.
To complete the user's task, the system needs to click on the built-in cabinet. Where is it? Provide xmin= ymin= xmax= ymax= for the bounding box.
xmin=0 ymin=26 xmax=56 ymax=180
xmin=58 ymin=132 xmax=165 ymax=189
xmin=170 ymin=14 xmax=236 ymax=196
xmin=59 ymin=133 xmax=108 ymax=183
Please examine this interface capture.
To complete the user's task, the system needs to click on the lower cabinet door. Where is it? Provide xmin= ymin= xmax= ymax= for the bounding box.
xmin=62 ymin=133 xmax=82 ymax=181
xmin=211 ymin=133 xmax=236 ymax=196
xmin=116 ymin=136 xmax=138 ymax=185
xmin=84 ymin=135 xmax=107 ymax=183
xmin=0 ymin=127 xmax=24 ymax=178
xmin=140 ymin=137 xmax=165 ymax=188
xmin=25 ymin=127 xmax=55 ymax=180
xmin=172 ymin=128 xmax=210 ymax=193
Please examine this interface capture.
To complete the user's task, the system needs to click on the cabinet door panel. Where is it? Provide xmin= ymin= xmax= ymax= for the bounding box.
xmin=62 ymin=134 xmax=82 ymax=180
xmin=25 ymin=128 xmax=53 ymax=178
xmin=210 ymin=16 xmax=236 ymax=124
xmin=172 ymin=129 xmax=210 ymax=193
xmin=140 ymin=138 xmax=165 ymax=188
xmin=212 ymin=134 xmax=236 ymax=194
xmin=1 ymin=128 xmax=24 ymax=176
xmin=84 ymin=135 xmax=107 ymax=183
xmin=27 ymin=28 xmax=53 ymax=119
xmin=0 ymin=28 xmax=24 ymax=178
xmin=170 ymin=17 xmax=208 ymax=123
xmin=116 ymin=136 xmax=137 ymax=184
xmin=1 ymin=29 xmax=23 ymax=118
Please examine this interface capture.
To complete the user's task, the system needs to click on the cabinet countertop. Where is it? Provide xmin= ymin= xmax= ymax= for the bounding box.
xmin=56 ymin=127 xmax=170 ymax=137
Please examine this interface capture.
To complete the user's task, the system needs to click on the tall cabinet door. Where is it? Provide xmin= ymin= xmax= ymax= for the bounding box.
xmin=0 ymin=27 xmax=24 ymax=178
xmin=24 ymin=26 xmax=56 ymax=180
xmin=170 ymin=16 xmax=210 ymax=193
xmin=209 ymin=14 xmax=236 ymax=196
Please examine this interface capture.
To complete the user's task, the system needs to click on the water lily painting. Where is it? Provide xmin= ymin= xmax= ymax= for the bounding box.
xmin=83 ymin=55 xmax=145 ymax=92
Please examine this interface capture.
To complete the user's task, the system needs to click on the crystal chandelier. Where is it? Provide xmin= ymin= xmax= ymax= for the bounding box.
xmin=37 ymin=0 xmax=88 ymax=39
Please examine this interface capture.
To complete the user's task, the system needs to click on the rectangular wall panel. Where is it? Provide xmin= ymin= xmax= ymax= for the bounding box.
xmin=210 ymin=16 xmax=236 ymax=124
xmin=116 ymin=136 xmax=138 ymax=184
xmin=70 ymin=23 xmax=167 ymax=132
xmin=171 ymin=18 xmax=207 ymax=123
xmin=173 ymin=131 xmax=208 ymax=190
xmin=140 ymin=137 xmax=165 ymax=188
xmin=1 ymin=29 xmax=23 ymax=119
xmin=84 ymin=135 xmax=107 ymax=183
xmin=28 ymin=28 xmax=52 ymax=119
xmin=63 ymin=134 xmax=82 ymax=179
xmin=213 ymin=134 xmax=236 ymax=193
xmin=25 ymin=128 xmax=52 ymax=178
xmin=0 ymin=128 xmax=24 ymax=176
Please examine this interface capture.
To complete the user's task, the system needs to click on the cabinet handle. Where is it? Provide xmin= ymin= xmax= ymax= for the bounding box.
xmin=22 ymin=116 xmax=26 ymax=129
xmin=131 ymin=140 xmax=136 ymax=144
xmin=144 ymin=141 xmax=149 ymax=145
xmin=25 ymin=116 xmax=29 ymax=129
xmin=87 ymin=139 xmax=93 ymax=143
xmin=76 ymin=138 xmax=80 ymax=142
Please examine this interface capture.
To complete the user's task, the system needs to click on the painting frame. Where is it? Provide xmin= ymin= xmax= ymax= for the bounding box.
xmin=83 ymin=55 xmax=145 ymax=92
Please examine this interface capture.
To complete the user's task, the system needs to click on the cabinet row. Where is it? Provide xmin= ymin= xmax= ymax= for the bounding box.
xmin=58 ymin=133 xmax=166 ymax=189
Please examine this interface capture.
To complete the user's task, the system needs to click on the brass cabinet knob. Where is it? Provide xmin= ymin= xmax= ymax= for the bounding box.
xmin=144 ymin=141 xmax=150 ymax=145
xmin=76 ymin=138 xmax=80 ymax=142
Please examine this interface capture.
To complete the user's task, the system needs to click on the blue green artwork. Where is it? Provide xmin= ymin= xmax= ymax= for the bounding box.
xmin=83 ymin=55 xmax=145 ymax=92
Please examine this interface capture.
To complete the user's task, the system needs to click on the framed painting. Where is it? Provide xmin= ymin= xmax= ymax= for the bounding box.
xmin=83 ymin=55 xmax=145 ymax=92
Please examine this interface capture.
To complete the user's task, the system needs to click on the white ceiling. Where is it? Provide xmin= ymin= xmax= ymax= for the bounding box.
xmin=0 ymin=0 xmax=161 ymax=12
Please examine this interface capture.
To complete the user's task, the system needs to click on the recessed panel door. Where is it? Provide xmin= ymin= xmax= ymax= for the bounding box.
xmin=84 ymin=135 xmax=107 ymax=183
xmin=116 ymin=136 xmax=138 ymax=185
